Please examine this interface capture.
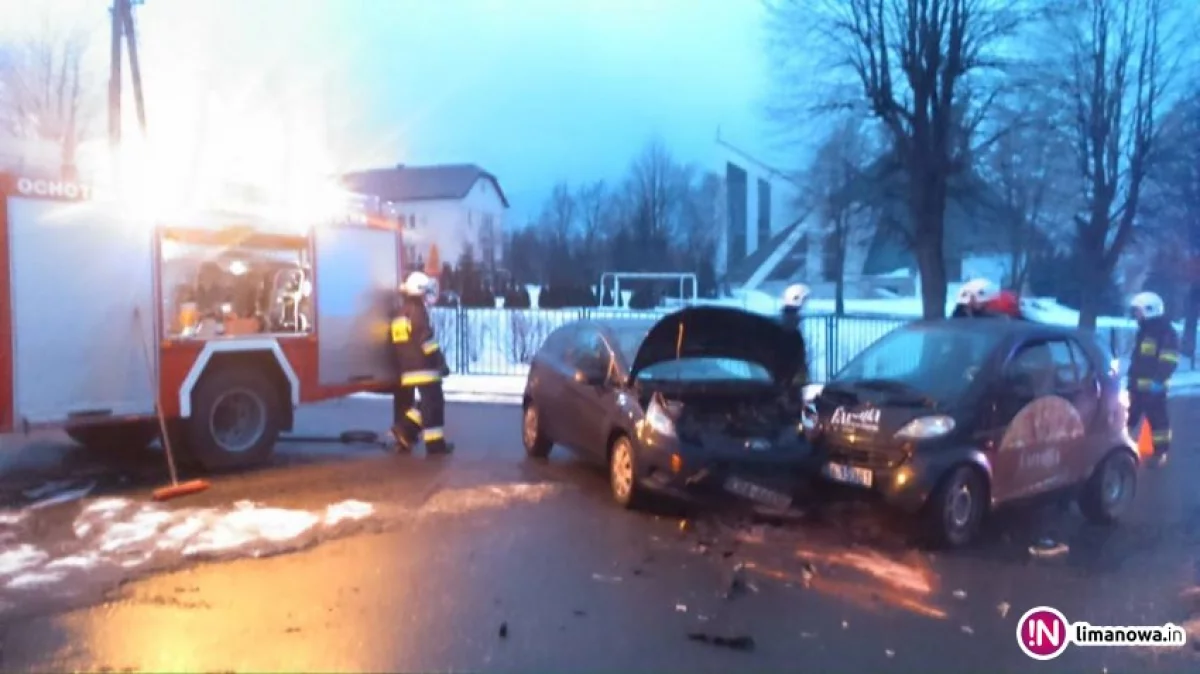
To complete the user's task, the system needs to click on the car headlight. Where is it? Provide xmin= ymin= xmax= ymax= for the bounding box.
xmin=802 ymin=383 xmax=825 ymax=404
xmin=895 ymin=415 xmax=956 ymax=440
xmin=646 ymin=398 xmax=677 ymax=437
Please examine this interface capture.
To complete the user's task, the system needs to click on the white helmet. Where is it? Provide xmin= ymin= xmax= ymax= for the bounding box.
xmin=782 ymin=283 xmax=810 ymax=308
xmin=1129 ymin=291 xmax=1164 ymax=319
xmin=401 ymin=271 xmax=433 ymax=297
xmin=956 ymin=278 xmax=999 ymax=306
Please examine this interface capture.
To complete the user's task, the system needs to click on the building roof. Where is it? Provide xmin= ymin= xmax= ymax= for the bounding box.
xmin=342 ymin=163 xmax=509 ymax=208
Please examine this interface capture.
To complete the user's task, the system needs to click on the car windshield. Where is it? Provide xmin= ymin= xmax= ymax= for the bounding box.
xmin=833 ymin=325 xmax=1003 ymax=402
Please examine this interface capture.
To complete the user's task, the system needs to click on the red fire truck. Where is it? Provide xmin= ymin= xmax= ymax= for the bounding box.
xmin=0 ymin=172 xmax=401 ymax=470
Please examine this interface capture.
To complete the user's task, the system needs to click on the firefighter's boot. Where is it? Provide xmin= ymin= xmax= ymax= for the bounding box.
xmin=426 ymin=437 xmax=455 ymax=456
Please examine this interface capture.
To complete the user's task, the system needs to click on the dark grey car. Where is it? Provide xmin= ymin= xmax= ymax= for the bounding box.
xmin=521 ymin=306 xmax=810 ymax=512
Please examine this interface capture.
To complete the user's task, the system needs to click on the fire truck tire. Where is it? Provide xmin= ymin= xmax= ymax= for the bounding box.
xmin=66 ymin=420 xmax=159 ymax=453
xmin=185 ymin=366 xmax=283 ymax=471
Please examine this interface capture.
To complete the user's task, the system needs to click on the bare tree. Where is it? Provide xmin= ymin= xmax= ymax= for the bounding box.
xmin=0 ymin=18 xmax=94 ymax=179
xmin=974 ymin=95 xmax=1076 ymax=291
xmin=625 ymin=137 xmax=691 ymax=242
xmin=1142 ymin=89 xmax=1200 ymax=359
xmin=1043 ymin=0 xmax=1180 ymax=329
xmin=804 ymin=114 xmax=879 ymax=314
xmin=766 ymin=0 xmax=1022 ymax=318
xmin=538 ymin=182 xmax=577 ymax=246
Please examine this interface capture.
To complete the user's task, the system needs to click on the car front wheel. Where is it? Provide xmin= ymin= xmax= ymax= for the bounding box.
xmin=1079 ymin=450 xmax=1137 ymax=525
xmin=522 ymin=403 xmax=553 ymax=459
xmin=924 ymin=465 xmax=987 ymax=549
xmin=608 ymin=435 xmax=643 ymax=509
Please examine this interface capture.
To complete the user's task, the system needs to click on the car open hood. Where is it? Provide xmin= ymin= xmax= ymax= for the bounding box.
xmin=629 ymin=306 xmax=806 ymax=384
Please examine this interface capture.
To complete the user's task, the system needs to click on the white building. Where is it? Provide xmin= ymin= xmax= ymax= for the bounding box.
xmin=343 ymin=163 xmax=509 ymax=274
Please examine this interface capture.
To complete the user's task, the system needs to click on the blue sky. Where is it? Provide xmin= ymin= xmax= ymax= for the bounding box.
xmin=2 ymin=0 xmax=780 ymax=223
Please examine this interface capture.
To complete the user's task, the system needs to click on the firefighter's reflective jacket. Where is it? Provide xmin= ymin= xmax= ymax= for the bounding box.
xmin=390 ymin=296 xmax=443 ymax=387
xmin=1128 ymin=316 xmax=1179 ymax=393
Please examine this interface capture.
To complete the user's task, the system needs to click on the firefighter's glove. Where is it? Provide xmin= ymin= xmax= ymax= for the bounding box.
xmin=1144 ymin=381 xmax=1166 ymax=395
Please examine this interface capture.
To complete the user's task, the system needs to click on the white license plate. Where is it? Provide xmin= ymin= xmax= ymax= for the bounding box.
xmin=823 ymin=462 xmax=874 ymax=488
xmin=724 ymin=476 xmax=792 ymax=509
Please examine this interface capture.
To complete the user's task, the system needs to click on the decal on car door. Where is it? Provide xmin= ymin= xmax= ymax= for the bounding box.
xmin=999 ymin=395 xmax=1085 ymax=453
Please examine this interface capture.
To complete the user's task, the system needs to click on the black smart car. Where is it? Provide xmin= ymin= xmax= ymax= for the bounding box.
xmin=521 ymin=306 xmax=809 ymax=512
xmin=804 ymin=318 xmax=1140 ymax=548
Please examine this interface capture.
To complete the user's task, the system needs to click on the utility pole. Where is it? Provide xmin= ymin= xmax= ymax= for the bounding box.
xmin=107 ymin=0 xmax=148 ymax=152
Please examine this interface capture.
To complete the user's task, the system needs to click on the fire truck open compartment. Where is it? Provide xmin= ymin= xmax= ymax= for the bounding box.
xmin=159 ymin=227 xmax=315 ymax=339
xmin=7 ymin=196 xmax=158 ymax=427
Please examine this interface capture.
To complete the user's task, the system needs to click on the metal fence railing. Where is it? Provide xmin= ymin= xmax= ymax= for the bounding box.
xmin=428 ymin=307 xmax=1190 ymax=382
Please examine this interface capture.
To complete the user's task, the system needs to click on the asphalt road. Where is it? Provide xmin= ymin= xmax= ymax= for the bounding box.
xmin=0 ymin=397 xmax=1198 ymax=673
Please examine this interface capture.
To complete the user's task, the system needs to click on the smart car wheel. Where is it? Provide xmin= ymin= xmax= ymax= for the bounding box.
xmin=608 ymin=435 xmax=642 ymax=510
xmin=924 ymin=465 xmax=987 ymax=549
xmin=1079 ymin=450 xmax=1137 ymax=525
xmin=522 ymin=403 xmax=553 ymax=459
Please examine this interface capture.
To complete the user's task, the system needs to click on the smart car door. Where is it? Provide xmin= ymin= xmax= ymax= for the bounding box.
xmin=991 ymin=340 xmax=1061 ymax=502
xmin=1056 ymin=338 xmax=1103 ymax=482
xmin=534 ymin=326 xmax=576 ymax=444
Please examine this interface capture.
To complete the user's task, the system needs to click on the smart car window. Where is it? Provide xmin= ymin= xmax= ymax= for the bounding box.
xmin=572 ymin=328 xmax=610 ymax=370
xmin=1047 ymin=340 xmax=1079 ymax=388
xmin=1006 ymin=342 xmax=1055 ymax=396
xmin=833 ymin=327 xmax=1002 ymax=401
xmin=1068 ymin=339 xmax=1095 ymax=378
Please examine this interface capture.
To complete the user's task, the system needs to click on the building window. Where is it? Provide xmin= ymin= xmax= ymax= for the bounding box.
xmin=757 ymin=178 xmax=771 ymax=243
xmin=726 ymin=162 xmax=748 ymax=263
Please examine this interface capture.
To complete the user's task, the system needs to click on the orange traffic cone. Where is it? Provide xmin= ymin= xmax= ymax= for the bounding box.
xmin=1136 ymin=419 xmax=1155 ymax=460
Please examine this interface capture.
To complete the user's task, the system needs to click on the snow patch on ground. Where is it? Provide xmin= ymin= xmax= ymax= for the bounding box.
xmin=0 ymin=481 xmax=567 ymax=610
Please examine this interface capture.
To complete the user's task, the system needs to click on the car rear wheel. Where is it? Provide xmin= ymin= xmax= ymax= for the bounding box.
xmin=608 ymin=435 xmax=643 ymax=510
xmin=1079 ymin=450 xmax=1137 ymax=525
xmin=522 ymin=403 xmax=553 ymax=459
xmin=924 ymin=465 xmax=987 ymax=549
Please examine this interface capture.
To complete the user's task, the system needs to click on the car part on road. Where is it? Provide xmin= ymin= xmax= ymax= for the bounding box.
xmin=609 ymin=435 xmax=643 ymax=509
xmin=924 ymin=465 xmax=987 ymax=549
xmin=1079 ymin=450 xmax=1138 ymax=524
xmin=135 ymin=308 xmax=211 ymax=503
xmin=686 ymin=632 xmax=756 ymax=651
xmin=277 ymin=430 xmax=384 ymax=446
xmin=184 ymin=365 xmax=284 ymax=471
xmin=522 ymin=403 xmax=553 ymax=458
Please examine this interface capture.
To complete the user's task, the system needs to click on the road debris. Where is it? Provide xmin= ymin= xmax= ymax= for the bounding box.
xmin=997 ymin=602 xmax=1011 ymax=618
xmin=885 ymin=649 xmax=895 ymax=658
xmin=675 ymin=604 xmax=688 ymax=613
xmin=800 ymin=562 xmax=816 ymax=588
xmin=961 ymin=625 xmax=974 ymax=635
xmin=498 ymin=622 xmax=508 ymax=639
xmin=679 ymin=520 xmax=692 ymax=533
xmin=27 ymin=481 xmax=96 ymax=510
xmin=1029 ymin=538 xmax=1069 ymax=558
xmin=735 ymin=525 xmax=766 ymax=544
xmin=724 ymin=563 xmax=747 ymax=599
xmin=842 ymin=620 xmax=849 ymax=629
xmin=686 ymin=632 xmax=755 ymax=651
xmin=591 ymin=573 xmax=622 ymax=583
xmin=573 ymin=610 xmax=587 ymax=617
xmin=800 ymin=632 xmax=816 ymax=638
xmin=952 ymin=589 xmax=966 ymax=599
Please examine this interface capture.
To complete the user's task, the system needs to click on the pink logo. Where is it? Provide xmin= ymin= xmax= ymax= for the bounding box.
xmin=1017 ymin=606 xmax=1071 ymax=660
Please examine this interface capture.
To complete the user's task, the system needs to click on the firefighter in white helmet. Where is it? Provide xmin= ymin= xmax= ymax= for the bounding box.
xmin=951 ymin=278 xmax=999 ymax=317
xmin=780 ymin=283 xmax=809 ymax=332
xmin=1127 ymin=291 xmax=1178 ymax=467
xmin=780 ymin=283 xmax=811 ymax=404
xmin=389 ymin=271 xmax=453 ymax=455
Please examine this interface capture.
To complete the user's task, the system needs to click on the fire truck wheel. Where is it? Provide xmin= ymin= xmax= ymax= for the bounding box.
xmin=186 ymin=366 xmax=283 ymax=470
xmin=66 ymin=421 xmax=159 ymax=453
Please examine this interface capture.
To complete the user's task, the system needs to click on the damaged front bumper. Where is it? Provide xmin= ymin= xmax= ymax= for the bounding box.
xmin=634 ymin=430 xmax=814 ymax=513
